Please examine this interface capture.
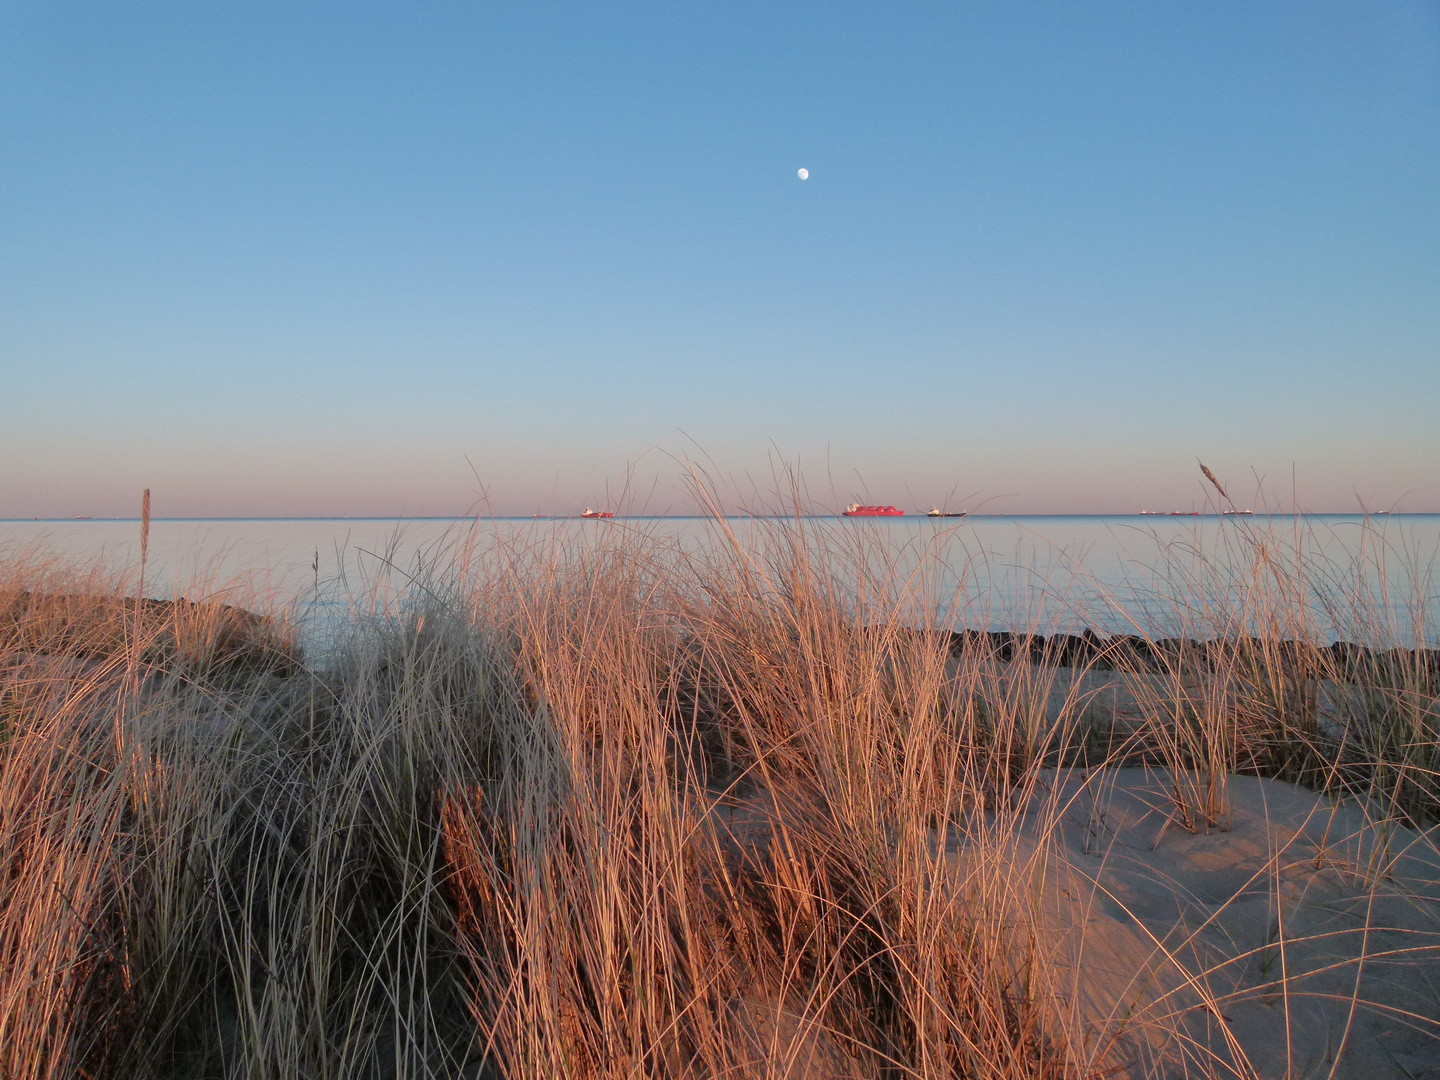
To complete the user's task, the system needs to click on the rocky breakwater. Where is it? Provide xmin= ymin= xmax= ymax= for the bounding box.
xmin=946 ymin=627 xmax=1440 ymax=688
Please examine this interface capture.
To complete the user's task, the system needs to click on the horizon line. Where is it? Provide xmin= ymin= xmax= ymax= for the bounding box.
xmin=3 ymin=511 xmax=1434 ymax=524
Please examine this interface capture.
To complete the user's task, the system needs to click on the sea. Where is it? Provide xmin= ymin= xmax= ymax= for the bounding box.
xmin=3 ymin=515 xmax=1438 ymax=654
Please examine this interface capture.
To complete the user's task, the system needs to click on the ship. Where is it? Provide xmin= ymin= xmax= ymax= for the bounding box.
xmin=843 ymin=503 xmax=904 ymax=517
xmin=580 ymin=508 xmax=614 ymax=519
xmin=925 ymin=507 xmax=967 ymax=518
xmin=1170 ymin=511 xmax=1200 ymax=516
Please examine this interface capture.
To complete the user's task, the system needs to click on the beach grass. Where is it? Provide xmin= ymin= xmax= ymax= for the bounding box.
xmin=1 ymin=498 xmax=1437 ymax=1079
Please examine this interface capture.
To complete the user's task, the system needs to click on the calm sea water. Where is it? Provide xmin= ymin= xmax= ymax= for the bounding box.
xmin=3 ymin=515 xmax=1438 ymax=651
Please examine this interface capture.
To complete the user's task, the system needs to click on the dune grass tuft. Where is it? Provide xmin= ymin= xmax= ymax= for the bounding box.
xmin=1 ymin=500 xmax=1437 ymax=1078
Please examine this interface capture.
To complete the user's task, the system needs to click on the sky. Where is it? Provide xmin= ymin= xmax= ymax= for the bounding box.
xmin=2 ymin=2 xmax=1438 ymax=517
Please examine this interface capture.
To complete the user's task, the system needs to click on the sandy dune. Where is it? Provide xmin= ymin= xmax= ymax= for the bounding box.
xmin=1031 ymin=769 xmax=1440 ymax=1078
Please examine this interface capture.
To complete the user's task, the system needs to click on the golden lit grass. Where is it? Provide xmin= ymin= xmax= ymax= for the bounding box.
xmin=0 ymin=496 xmax=1437 ymax=1079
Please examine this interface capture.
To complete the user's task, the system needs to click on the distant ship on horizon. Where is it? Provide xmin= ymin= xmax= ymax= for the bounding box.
xmin=580 ymin=508 xmax=614 ymax=519
xmin=926 ymin=507 xmax=967 ymax=518
xmin=843 ymin=503 xmax=905 ymax=517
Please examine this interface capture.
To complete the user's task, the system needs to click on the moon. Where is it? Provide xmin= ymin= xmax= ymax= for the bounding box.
xmin=797 ymin=168 xmax=809 ymax=180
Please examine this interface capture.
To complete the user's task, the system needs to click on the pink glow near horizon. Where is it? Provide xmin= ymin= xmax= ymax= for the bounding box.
xmin=3 ymin=443 xmax=1433 ymax=519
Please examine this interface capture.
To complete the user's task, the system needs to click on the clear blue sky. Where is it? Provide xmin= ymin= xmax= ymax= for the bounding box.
xmin=3 ymin=2 xmax=1437 ymax=516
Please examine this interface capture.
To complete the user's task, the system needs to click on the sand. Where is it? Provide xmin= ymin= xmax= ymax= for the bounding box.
xmin=1027 ymin=768 xmax=1440 ymax=1078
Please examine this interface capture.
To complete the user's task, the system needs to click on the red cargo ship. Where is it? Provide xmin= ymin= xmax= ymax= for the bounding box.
xmin=580 ymin=508 xmax=614 ymax=519
xmin=842 ymin=503 xmax=904 ymax=517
